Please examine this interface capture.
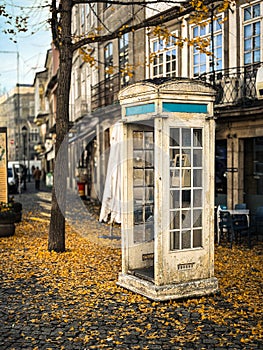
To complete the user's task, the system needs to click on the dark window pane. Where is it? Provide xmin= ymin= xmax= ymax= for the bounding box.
xmin=193 ymin=229 xmax=202 ymax=247
xmin=182 ymin=190 xmax=191 ymax=207
xmin=170 ymin=211 xmax=180 ymax=230
xmin=170 ymin=128 xmax=180 ymax=146
xmin=171 ymin=231 xmax=180 ymax=250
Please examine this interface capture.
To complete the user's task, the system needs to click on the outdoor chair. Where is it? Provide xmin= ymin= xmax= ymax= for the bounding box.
xmin=234 ymin=203 xmax=247 ymax=210
xmin=232 ymin=214 xmax=250 ymax=247
xmin=255 ymin=207 xmax=263 ymax=235
xmin=219 ymin=211 xmax=234 ymax=248
xmin=249 ymin=206 xmax=263 ymax=244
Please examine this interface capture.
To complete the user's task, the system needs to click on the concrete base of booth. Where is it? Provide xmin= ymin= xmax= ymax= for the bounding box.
xmin=117 ymin=273 xmax=219 ymax=301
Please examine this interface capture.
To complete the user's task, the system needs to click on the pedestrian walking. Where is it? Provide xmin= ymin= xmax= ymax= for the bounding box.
xmin=33 ymin=167 xmax=41 ymax=190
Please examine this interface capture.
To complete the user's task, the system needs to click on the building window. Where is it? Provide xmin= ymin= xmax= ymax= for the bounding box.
xmin=104 ymin=42 xmax=113 ymax=80
xmin=192 ymin=17 xmax=223 ymax=77
xmin=169 ymin=128 xmax=203 ymax=250
xmin=243 ymin=2 xmax=262 ymax=65
xmin=150 ymin=35 xmax=177 ymax=78
xmin=119 ymin=33 xmax=129 ymax=86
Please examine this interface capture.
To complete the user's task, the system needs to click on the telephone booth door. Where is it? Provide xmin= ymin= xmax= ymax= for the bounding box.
xmin=122 ymin=123 xmax=155 ymax=281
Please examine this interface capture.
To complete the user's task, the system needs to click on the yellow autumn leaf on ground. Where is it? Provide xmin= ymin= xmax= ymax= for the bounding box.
xmin=0 ymin=192 xmax=262 ymax=349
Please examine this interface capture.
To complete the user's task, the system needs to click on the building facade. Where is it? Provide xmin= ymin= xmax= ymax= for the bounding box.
xmin=0 ymin=84 xmax=39 ymax=164
xmin=34 ymin=0 xmax=263 ymax=217
xmin=144 ymin=0 xmax=263 ymax=214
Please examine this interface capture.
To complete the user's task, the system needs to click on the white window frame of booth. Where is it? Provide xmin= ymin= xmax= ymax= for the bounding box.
xmin=241 ymin=1 xmax=262 ymax=66
xmin=169 ymin=127 xmax=204 ymax=251
xmin=191 ymin=16 xmax=223 ymax=77
xmin=150 ymin=34 xmax=178 ymax=78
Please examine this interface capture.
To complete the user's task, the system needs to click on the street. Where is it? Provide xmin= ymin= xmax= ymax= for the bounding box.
xmin=0 ymin=182 xmax=262 ymax=349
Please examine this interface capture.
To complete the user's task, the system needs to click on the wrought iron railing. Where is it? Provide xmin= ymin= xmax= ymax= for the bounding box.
xmin=199 ymin=62 xmax=262 ymax=106
xmin=91 ymin=63 xmax=262 ymax=110
xmin=91 ymin=73 xmax=130 ymax=110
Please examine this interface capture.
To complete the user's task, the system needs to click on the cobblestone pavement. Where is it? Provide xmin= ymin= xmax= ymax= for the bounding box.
xmin=0 ymin=181 xmax=262 ymax=349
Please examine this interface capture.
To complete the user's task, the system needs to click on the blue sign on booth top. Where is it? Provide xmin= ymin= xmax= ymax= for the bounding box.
xmin=162 ymin=102 xmax=208 ymax=113
xmin=125 ymin=102 xmax=208 ymax=117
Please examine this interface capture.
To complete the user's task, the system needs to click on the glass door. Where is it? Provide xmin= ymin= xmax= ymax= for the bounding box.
xmin=133 ymin=130 xmax=154 ymax=243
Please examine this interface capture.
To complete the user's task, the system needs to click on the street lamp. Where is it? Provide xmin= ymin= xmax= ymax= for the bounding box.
xmin=21 ymin=126 xmax=27 ymax=190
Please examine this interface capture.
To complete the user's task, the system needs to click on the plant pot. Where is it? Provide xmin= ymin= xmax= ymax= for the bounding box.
xmin=8 ymin=202 xmax=22 ymax=223
xmin=11 ymin=202 xmax=22 ymax=212
xmin=14 ymin=211 xmax=22 ymax=223
xmin=0 ymin=223 xmax=15 ymax=237
xmin=0 ymin=211 xmax=16 ymax=224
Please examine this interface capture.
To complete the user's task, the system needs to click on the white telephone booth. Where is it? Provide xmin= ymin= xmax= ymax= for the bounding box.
xmin=117 ymin=79 xmax=218 ymax=301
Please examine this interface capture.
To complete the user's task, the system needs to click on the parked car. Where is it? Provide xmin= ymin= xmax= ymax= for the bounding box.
xmin=8 ymin=167 xmax=17 ymax=194
xmin=8 ymin=163 xmax=25 ymax=194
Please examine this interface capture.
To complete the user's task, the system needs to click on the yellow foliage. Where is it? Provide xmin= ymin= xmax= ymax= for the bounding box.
xmin=0 ymin=209 xmax=262 ymax=348
xmin=79 ymin=48 xmax=96 ymax=67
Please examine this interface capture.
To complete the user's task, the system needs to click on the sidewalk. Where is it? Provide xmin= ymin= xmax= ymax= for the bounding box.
xmin=13 ymin=180 xmax=121 ymax=247
xmin=0 ymin=182 xmax=262 ymax=349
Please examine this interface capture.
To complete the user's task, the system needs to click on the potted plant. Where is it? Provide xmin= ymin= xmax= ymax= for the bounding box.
xmin=0 ymin=201 xmax=20 ymax=237
xmin=8 ymin=197 xmax=23 ymax=223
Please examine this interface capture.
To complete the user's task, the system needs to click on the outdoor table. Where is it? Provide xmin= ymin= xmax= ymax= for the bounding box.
xmin=216 ymin=208 xmax=250 ymax=244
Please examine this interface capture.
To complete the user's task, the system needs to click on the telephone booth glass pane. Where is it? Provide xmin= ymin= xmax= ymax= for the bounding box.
xmin=169 ymin=128 xmax=203 ymax=250
xmin=133 ymin=130 xmax=154 ymax=243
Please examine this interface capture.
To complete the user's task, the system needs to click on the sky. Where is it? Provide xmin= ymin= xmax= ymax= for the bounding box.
xmin=0 ymin=0 xmax=51 ymax=94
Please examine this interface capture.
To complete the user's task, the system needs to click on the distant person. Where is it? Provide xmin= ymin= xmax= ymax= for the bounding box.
xmin=33 ymin=167 xmax=41 ymax=190
xmin=31 ymin=165 xmax=35 ymax=182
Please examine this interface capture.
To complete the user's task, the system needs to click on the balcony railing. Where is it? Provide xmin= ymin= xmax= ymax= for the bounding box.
xmin=91 ymin=73 xmax=130 ymax=110
xmin=199 ymin=62 xmax=262 ymax=107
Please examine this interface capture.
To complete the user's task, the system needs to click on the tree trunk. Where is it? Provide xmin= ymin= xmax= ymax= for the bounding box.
xmin=48 ymin=0 xmax=73 ymax=252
